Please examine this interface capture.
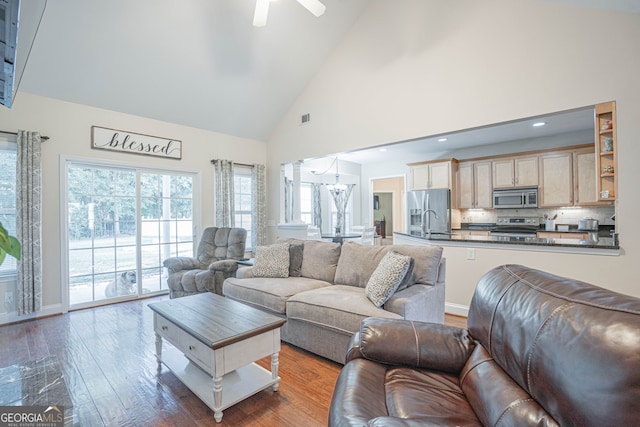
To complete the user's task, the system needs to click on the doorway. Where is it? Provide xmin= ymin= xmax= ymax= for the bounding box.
xmin=64 ymin=161 xmax=197 ymax=310
xmin=371 ymin=176 xmax=405 ymax=243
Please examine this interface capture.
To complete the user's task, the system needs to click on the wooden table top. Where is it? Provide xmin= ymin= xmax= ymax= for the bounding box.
xmin=149 ymin=293 xmax=286 ymax=350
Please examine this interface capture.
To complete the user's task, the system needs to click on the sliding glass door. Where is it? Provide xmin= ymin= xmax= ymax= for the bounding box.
xmin=65 ymin=162 xmax=196 ymax=308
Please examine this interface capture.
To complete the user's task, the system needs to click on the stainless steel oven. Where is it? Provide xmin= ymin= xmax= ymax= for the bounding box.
xmin=493 ymin=187 xmax=538 ymax=209
xmin=490 ymin=216 xmax=540 ymax=242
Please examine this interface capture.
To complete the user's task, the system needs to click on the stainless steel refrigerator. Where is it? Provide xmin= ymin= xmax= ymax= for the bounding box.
xmin=406 ymin=189 xmax=451 ymax=236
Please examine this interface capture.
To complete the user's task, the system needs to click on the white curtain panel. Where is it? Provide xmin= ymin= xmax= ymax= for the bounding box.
xmin=251 ymin=164 xmax=266 ymax=248
xmin=212 ymin=159 xmax=235 ymax=227
xmin=16 ymin=130 xmax=42 ymax=315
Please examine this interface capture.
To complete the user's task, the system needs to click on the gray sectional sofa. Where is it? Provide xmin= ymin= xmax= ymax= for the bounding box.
xmin=222 ymin=240 xmax=446 ymax=364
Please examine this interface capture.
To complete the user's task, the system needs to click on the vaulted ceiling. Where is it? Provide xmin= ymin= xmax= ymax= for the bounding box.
xmin=15 ymin=0 xmax=370 ymax=141
xmin=13 ymin=0 xmax=639 ymax=144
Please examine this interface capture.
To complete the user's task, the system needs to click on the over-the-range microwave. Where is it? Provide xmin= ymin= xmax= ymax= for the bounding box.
xmin=493 ymin=187 xmax=538 ymax=209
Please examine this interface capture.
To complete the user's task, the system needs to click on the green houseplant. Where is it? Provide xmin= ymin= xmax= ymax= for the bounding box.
xmin=0 ymin=222 xmax=20 ymax=266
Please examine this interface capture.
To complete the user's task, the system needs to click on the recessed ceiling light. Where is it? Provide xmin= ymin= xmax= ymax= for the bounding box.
xmin=379 ymin=148 xmax=387 ymax=152
xmin=437 ymin=138 xmax=448 ymax=142
xmin=532 ymin=122 xmax=546 ymax=127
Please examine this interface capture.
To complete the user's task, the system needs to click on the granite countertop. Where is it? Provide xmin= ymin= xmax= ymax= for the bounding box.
xmin=397 ymin=231 xmax=619 ymax=250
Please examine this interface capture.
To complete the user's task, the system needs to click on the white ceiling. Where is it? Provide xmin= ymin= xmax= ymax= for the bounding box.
xmin=15 ymin=0 xmax=370 ymax=141
xmin=12 ymin=0 xmax=638 ymax=146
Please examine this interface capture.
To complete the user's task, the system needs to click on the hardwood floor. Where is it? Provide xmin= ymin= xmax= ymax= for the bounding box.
xmin=0 ymin=296 xmax=466 ymax=426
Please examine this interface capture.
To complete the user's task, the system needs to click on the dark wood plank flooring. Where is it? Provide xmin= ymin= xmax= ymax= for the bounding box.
xmin=0 ymin=296 xmax=466 ymax=426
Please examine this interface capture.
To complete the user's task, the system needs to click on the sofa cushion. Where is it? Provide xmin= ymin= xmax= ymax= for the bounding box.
xmin=334 ymin=243 xmax=442 ymax=288
xmin=287 ymin=285 xmax=401 ymax=335
xmin=222 ymin=276 xmax=331 ymax=315
xmin=365 ymin=251 xmax=412 ymax=307
xmin=384 ymin=366 xmax=482 ymax=424
xmin=329 ymin=358 xmax=481 ymax=426
xmin=252 ymin=242 xmax=290 ymax=278
xmin=300 ymin=240 xmax=341 ymax=283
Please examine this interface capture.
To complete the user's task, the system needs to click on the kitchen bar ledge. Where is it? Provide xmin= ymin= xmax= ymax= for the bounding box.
xmin=393 ymin=232 xmax=620 ymax=256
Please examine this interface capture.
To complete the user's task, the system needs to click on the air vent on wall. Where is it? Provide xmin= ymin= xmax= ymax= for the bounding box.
xmin=300 ymin=113 xmax=311 ymax=125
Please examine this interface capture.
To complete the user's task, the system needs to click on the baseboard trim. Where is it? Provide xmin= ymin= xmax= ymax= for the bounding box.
xmin=0 ymin=304 xmax=63 ymax=326
xmin=445 ymin=302 xmax=469 ymax=318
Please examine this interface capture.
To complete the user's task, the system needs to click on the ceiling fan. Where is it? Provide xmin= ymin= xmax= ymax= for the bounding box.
xmin=253 ymin=0 xmax=326 ymax=27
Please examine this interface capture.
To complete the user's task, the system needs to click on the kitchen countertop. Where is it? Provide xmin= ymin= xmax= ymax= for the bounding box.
xmin=396 ymin=231 xmax=619 ymax=250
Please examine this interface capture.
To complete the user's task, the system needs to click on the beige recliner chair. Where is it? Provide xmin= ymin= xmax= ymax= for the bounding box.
xmin=163 ymin=227 xmax=246 ymax=298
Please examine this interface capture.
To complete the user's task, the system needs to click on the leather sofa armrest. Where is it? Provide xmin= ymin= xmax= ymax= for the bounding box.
xmin=209 ymin=259 xmax=239 ymax=274
xmin=345 ymin=317 xmax=475 ymax=374
xmin=163 ymin=257 xmax=207 ymax=273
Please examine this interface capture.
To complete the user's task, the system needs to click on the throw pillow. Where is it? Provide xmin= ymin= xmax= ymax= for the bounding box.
xmin=365 ymin=251 xmax=412 ymax=307
xmin=252 ymin=243 xmax=291 ymax=278
xmin=276 ymin=238 xmax=304 ymax=277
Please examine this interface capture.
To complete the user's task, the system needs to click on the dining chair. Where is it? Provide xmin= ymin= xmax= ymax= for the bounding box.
xmin=359 ymin=227 xmax=376 ymax=245
xmin=306 ymin=225 xmax=322 ymax=240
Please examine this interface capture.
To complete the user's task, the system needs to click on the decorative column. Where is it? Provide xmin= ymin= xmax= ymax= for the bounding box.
xmin=292 ymin=160 xmax=303 ymax=223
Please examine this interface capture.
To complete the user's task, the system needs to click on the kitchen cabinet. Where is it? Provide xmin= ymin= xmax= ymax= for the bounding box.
xmin=536 ymin=231 xmax=590 ymax=240
xmin=539 ymin=146 xmax=612 ymax=208
xmin=574 ymin=148 xmax=604 ymax=206
xmin=408 ymin=159 xmax=458 ymax=191
xmin=458 ymin=161 xmax=493 ymax=209
xmin=539 ymin=152 xmax=573 ymax=207
xmin=492 ymin=156 xmax=538 ymax=188
xmin=595 ymin=101 xmax=617 ymax=201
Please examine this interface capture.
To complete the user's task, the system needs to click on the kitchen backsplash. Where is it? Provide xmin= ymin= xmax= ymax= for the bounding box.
xmin=458 ymin=206 xmax=616 ymax=227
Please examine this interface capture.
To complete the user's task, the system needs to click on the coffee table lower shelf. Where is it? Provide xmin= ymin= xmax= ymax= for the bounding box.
xmin=160 ymin=346 xmax=279 ymax=421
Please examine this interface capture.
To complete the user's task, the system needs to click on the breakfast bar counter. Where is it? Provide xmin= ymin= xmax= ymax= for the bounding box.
xmin=393 ymin=231 xmax=620 ymax=255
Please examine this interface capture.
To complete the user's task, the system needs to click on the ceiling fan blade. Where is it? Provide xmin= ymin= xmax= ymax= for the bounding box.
xmin=253 ymin=0 xmax=270 ymax=27
xmin=295 ymin=0 xmax=326 ymax=17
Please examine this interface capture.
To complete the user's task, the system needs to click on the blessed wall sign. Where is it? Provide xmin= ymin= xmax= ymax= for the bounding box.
xmin=91 ymin=126 xmax=182 ymax=160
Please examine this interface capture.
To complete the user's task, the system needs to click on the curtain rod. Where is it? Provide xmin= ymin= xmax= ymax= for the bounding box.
xmin=1 ymin=130 xmax=50 ymax=141
xmin=210 ymin=159 xmax=253 ymax=168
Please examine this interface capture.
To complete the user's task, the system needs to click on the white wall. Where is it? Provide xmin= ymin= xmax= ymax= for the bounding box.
xmin=0 ymin=93 xmax=266 ymax=320
xmin=267 ymin=0 xmax=640 ymax=304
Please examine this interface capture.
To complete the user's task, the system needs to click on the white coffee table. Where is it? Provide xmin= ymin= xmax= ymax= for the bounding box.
xmin=149 ymin=293 xmax=286 ymax=422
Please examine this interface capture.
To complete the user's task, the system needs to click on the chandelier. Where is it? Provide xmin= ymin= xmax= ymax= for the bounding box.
xmin=324 ymin=157 xmax=354 ymax=235
xmin=254 ymin=0 xmax=327 ymax=27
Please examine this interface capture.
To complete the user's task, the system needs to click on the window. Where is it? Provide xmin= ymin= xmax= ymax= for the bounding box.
xmin=234 ymin=168 xmax=253 ymax=251
xmin=0 ymin=136 xmax=17 ymax=277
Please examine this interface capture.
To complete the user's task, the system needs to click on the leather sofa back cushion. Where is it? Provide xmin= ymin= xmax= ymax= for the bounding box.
xmin=460 ymin=345 xmax=557 ymax=426
xmin=300 ymin=240 xmax=341 ymax=283
xmin=334 ymin=243 xmax=443 ymax=288
xmin=468 ymin=265 xmax=640 ymax=427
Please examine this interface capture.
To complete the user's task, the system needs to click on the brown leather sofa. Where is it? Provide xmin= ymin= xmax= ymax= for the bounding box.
xmin=329 ymin=264 xmax=640 ymax=426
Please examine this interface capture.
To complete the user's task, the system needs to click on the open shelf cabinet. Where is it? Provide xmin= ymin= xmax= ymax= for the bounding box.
xmin=594 ymin=101 xmax=617 ymax=201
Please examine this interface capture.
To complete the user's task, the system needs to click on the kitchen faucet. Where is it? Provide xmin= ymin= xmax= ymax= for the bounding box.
xmin=421 ymin=209 xmax=439 ymax=236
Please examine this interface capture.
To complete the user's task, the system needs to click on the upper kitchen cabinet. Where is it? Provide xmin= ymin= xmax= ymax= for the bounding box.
xmin=595 ymin=101 xmax=617 ymax=201
xmin=408 ymin=159 xmax=458 ymax=191
xmin=539 ymin=152 xmax=573 ymax=207
xmin=538 ymin=145 xmax=613 ymax=207
xmin=573 ymin=147 xmax=611 ymax=206
xmin=458 ymin=161 xmax=493 ymax=209
xmin=492 ymin=156 xmax=538 ymax=188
